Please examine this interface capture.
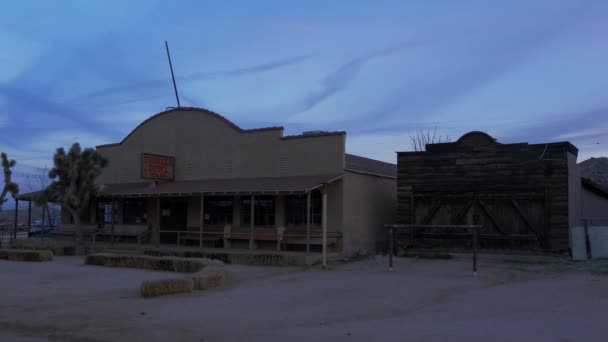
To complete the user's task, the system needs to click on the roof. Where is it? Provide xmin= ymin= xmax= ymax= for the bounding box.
xmin=345 ymin=154 xmax=397 ymax=178
xmin=97 ymin=107 xmax=345 ymax=148
xmin=97 ymin=173 xmax=344 ymax=197
xmin=581 ymin=177 xmax=608 ymax=198
xmin=579 ymin=157 xmax=608 ymax=189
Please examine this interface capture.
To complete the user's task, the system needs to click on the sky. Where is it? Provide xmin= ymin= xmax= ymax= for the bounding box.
xmin=1 ymin=0 xmax=607 ymax=192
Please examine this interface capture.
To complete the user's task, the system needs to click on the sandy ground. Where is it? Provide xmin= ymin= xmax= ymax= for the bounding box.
xmin=0 ymin=255 xmax=607 ymax=342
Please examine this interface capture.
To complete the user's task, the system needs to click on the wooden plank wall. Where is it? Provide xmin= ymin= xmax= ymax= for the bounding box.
xmin=397 ymin=133 xmax=576 ymax=251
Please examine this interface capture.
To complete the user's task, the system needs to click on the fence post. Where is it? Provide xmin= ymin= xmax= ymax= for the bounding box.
xmin=584 ymin=219 xmax=592 ymax=260
xmin=389 ymin=226 xmax=394 ymax=271
xmin=472 ymin=227 xmax=478 ymax=277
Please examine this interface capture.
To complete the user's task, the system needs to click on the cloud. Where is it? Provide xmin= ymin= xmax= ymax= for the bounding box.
xmin=285 ymin=39 xmax=428 ymax=119
xmin=74 ymin=54 xmax=312 ymax=103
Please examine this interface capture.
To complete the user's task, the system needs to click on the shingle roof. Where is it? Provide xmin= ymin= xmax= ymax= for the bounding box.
xmin=97 ymin=173 xmax=344 ymax=197
xmin=579 ymin=157 xmax=608 ymax=190
xmin=345 ymin=154 xmax=397 ymax=178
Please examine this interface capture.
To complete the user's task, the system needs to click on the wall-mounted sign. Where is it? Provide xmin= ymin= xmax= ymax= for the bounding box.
xmin=142 ymin=153 xmax=175 ymax=180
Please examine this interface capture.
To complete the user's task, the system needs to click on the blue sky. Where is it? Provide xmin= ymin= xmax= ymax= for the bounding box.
xmin=1 ymin=0 xmax=607 ymax=192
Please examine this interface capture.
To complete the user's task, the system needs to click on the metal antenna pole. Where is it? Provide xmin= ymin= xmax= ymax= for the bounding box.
xmin=165 ymin=41 xmax=181 ymax=108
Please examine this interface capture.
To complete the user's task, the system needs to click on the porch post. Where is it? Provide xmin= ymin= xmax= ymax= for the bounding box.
xmin=155 ymin=196 xmax=161 ymax=247
xmin=13 ymin=199 xmax=19 ymax=239
xmin=322 ymin=185 xmax=328 ymax=268
xmin=249 ymin=195 xmax=254 ymax=250
xmin=111 ymin=198 xmax=116 ymax=246
xmin=306 ymin=191 xmax=311 ymax=254
xmin=27 ymin=200 xmax=32 ymax=237
xmin=199 ymin=193 xmax=204 ymax=249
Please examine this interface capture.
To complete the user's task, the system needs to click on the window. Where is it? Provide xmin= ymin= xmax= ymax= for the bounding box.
xmin=123 ymin=199 xmax=148 ymax=224
xmin=96 ymin=200 xmax=116 ymax=224
xmin=241 ymin=196 xmax=275 ymax=227
xmin=285 ymin=191 xmax=322 ymax=227
xmin=204 ymin=196 xmax=233 ymax=225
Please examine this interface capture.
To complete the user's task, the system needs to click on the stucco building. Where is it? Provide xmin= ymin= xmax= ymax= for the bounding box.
xmin=62 ymin=107 xmax=396 ymax=257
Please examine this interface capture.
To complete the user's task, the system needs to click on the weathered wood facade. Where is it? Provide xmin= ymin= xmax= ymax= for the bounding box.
xmin=397 ymin=131 xmax=578 ymax=251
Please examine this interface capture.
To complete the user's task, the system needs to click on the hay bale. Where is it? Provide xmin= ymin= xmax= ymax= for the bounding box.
xmin=10 ymin=239 xmax=84 ymax=256
xmin=0 ymin=249 xmax=53 ymax=262
xmin=192 ymin=269 xmax=227 ymax=290
xmin=84 ymin=253 xmax=223 ymax=273
xmin=140 ymin=278 xmax=194 ymax=298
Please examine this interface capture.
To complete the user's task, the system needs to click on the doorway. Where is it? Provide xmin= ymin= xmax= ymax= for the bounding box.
xmin=159 ymin=198 xmax=188 ymax=244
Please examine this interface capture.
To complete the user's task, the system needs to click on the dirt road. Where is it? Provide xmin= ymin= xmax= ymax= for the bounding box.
xmin=0 ymin=256 xmax=606 ymax=341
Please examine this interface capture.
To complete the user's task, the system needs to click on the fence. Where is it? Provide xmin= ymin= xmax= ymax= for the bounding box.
xmin=571 ymin=218 xmax=608 ymax=260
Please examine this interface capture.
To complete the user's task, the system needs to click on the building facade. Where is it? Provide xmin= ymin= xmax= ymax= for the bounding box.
xmin=397 ymin=131 xmax=579 ymax=251
xmin=61 ymin=107 xmax=396 ymax=257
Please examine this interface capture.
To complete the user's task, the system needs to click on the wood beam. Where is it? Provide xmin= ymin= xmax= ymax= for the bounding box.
xmin=477 ymin=200 xmax=507 ymax=235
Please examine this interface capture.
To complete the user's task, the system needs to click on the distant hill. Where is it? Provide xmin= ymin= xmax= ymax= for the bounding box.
xmin=579 ymin=157 xmax=608 ymax=190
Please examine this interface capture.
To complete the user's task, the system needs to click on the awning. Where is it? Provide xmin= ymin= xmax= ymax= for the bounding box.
xmin=97 ymin=173 xmax=344 ymax=197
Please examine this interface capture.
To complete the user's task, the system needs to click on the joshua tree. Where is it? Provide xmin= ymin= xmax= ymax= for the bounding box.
xmin=0 ymin=152 xmax=19 ymax=211
xmin=409 ymin=127 xmax=451 ymax=151
xmin=45 ymin=143 xmax=107 ymax=245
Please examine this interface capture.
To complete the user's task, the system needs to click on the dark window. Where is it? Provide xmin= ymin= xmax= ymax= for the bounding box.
xmin=204 ymin=196 xmax=233 ymax=225
xmin=311 ymin=191 xmax=322 ymax=226
xmin=96 ymin=200 xmax=117 ymax=224
xmin=123 ymin=199 xmax=148 ymax=224
xmin=285 ymin=191 xmax=322 ymax=227
xmin=241 ymin=196 xmax=275 ymax=227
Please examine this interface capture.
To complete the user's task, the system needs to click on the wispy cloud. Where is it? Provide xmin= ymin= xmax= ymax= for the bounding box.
xmin=73 ymin=54 xmax=312 ymax=103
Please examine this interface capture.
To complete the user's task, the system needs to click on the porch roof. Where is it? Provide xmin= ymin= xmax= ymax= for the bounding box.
xmin=97 ymin=173 xmax=344 ymax=197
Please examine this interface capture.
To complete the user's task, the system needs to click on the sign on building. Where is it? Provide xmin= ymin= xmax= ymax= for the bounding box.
xmin=141 ymin=153 xmax=175 ymax=180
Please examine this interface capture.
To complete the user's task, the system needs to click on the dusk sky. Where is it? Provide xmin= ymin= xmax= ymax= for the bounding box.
xmin=1 ymin=0 xmax=607 ymax=191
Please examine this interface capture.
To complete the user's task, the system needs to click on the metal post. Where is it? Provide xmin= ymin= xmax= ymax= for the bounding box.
xmin=13 ymin=199 xmax=19 ymax=239
xmin=306 ymin=191 xmax=311 ymax=254
xmin=389 ymin=226 xmax=394 ymax=271
xmin=27 ymin=200 xmax=32 ymax=238
xmin=584 ymin=219 xmax=592 ymax=260
xmin=472 ymin=228 xmax=478 ymax=277
xmin=165 ymin=41 xmax=181 ymax=108
xmin=249 ymin=195 xmax=255 ymax=250
xmin=199 ymin=194 xmax=204 ymax=249
xmin=322 ymin=186 xmax=328 ymax=268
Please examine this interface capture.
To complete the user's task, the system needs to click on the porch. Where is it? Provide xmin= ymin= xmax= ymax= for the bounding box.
xmin=69 ymin=174 xmax=344 ymax=265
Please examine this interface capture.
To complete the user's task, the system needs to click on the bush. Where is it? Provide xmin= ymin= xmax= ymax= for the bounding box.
xmin=0 ymin=249 xmax=53 ymax=262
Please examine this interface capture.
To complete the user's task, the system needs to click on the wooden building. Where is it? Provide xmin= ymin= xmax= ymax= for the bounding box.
xmin=45 ymin=107 xmax=396 ymax=258
xmin=396 ymin=131 xmax=579 ymax=251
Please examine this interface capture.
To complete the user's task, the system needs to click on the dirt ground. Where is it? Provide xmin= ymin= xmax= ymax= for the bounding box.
xmin=0 ymin=255 xmax=607 ymax=342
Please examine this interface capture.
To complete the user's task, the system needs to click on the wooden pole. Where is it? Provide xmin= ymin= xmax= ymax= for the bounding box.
xmin=27 ymin=200 xmax=32 ymax=237
xmin=111 ymin=199 xmax=116 ymax=246
xmin=389 ymin=226 xmax=394 ymax=271
xmin=199 ymin=194 xmax=204 ymax=249
xmin=13 ymin=199 xmax=18 ymax=239
xmin=306 ymin=191 xmax=311 ymax=255
xmin=249 ymin=195 xmax=255 ymax=250
xmin=584 ymin=218 xmax=592 ymax=260
xmin=472 ymin=228 xmax=478 ymax=277
xmin=156 ymin=196 xmax=161 ymax=247
xmin=322 ymin=186 xmax=328 ymax=268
